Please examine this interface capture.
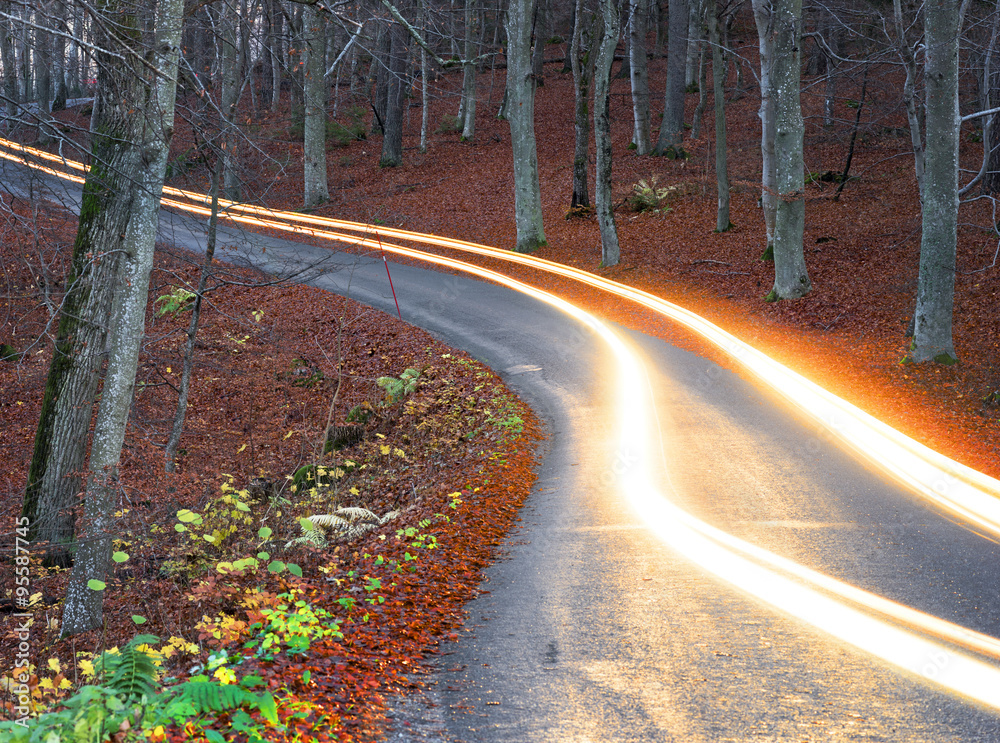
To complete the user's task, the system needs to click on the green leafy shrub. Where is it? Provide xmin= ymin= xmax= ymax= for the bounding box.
xmin=155 ymin=286 xmax=196 ymax=317
xmin=377 ymin=367 xmax=420 ymax=404
xmin=246 ymin=593 xmax=343 ymax=659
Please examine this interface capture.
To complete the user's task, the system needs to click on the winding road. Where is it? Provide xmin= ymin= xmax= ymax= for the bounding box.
xmin=4 ymin=142 xmax=1000 ymax=741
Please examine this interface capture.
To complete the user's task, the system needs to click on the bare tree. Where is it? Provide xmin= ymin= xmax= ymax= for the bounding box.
xmin=507 ymin=0 xmax=547 ymax=251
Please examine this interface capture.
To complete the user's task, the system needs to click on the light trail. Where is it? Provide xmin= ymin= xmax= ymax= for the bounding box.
xmin=4 ymin=138 xmax=1000 ymax=710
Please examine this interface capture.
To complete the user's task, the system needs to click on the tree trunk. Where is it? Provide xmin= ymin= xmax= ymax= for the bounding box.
xmin=686 ymin=0 xmax=706 ymax=90
xmin=894 ymin=0 xmax=925 ymax=195
xmin=1 ymin=14 xmax=19 ymax=128
xmin=35 ymin=14 xmax=53 ymax=144
xmin=461 ymin=0 xmax=478 ymax=140
xmin=980 ymin=2 xmax=1000 ymax=194
xmin=629 ymin=0 xmax=651 ymax=154
xmin=380 ymin=17 xmax=410 ymax=167
xmin=570 ymin=0 xmax=594 ymax=209
xmin=420 ymin=14 xmax=429 ymax=152
xmin=506 ymin=0 xmax=547 ymax=251
xmin=304 ymin=2 xmax=329 ymax=206
xmin=752 ymin=0 xmax=777 ymax=259
xmin=563 ymin=0 xmax=576 ymax=72
xmin=595 ymin=0 xmax=621 ymax=266
xmin=764 ymin=0 xmax=810 ymax=301
xmin=51 ymin=0 xmax=68 ymax=111
xmin=655 ymin=0 xmax=689 ymax=152
xmin=709 ymin=1 xmax=730 ymax=232
xmin=911 ymin=0 xmax=961 ymax=363
xmin=689 ymin=34 xmax=707 ymax=138
xmin=221 ymin=0 xmax=242 ymax=201
xmin=59 ymin=0 xmax=183 ymax=637
xmin=372 ymin=22 xmax=390 ymax=135
xmin=270 ymin=0 xmax=284 ymax=112
xmin=531 ymin=0 xmax=547 ymax=86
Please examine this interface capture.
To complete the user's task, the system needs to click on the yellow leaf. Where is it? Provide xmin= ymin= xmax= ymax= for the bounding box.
xmin=38 ymin=678 xmax=54 ymax=690
xmin=350 ymin=487 xmax=359 ymax=496
xmin=47 ymin=658 xmax=61 ymax=674
xmin=166 ymin=367 xmax=172 ymax=373
xmin=78 ymin=660 xmax=95 ymax=677
xmin=393 ymin=448 xmax=405 ymax=458
xmin=380 ymin=445 xmax=390 ymax=455
xmin=58 ymin=678 xmax=72 ymax=690
xmin=284 ymin=430 xmax=294 ymax=440
xmin=237 ymin=444 xmax=247 ymax=453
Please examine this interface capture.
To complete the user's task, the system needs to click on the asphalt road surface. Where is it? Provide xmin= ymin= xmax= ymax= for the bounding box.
xmin=5 ymin=157 xmax=1000 ymax=741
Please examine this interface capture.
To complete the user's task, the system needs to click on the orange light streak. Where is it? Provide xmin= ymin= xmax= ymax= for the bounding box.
xmin=5 ymin=138 xmax=1000 ymax=709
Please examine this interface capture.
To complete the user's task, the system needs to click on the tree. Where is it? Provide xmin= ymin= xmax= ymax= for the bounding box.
xmin=569 ymin=0 xmax=597 ymax=209
xmin=655 ymin=0 xmax=689 ymax=153
xmin=220 ymin=0 xmax=243 ymax=201
xmin=460 ymin=0 xmax=478 ymax=140
xmin=755 ymin=0 xmax=810 ymax=301
xmin=594 ymin=0 xmax=620 ymax=266
xmin=33 ymin=0 xmax=184 ymax=636
xmin=379 ymin=13 xmax=411 ymax=167
xmin=628 ymin=0 xmax=651 ymax=154
xmin=303 ymin=1 xmax=329 ymax=206
xmin=709 ymin=0 xmax=730 ymax=232
xmin=506 ymin=0 xmax=547 ymax=251
xmin=911 ymin=0 xmax=962 ymax=363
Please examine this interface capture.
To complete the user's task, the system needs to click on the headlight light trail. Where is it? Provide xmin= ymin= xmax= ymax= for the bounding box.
xmin=5 ymin=138 xmax=1000 ymax=710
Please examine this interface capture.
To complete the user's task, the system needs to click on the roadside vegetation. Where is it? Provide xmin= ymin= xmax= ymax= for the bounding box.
xmin=0 ymin=210 xmax=539 ymax=741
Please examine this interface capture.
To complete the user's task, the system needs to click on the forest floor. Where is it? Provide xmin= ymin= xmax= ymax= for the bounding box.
xmin=2 ymin=22 xmax=1000 ymax=742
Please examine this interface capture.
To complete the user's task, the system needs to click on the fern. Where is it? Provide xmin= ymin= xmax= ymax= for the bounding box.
xmin=154 ymin=679 xmax=279 ymax=727
xmin=99 ymin=634 xmax=160 ymax=701
xmin=284 ymin=508 xmax=400 ymax=549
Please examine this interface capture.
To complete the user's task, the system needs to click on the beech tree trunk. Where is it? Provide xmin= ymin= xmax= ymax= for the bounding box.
xmin=911 ymin=0 xmax=961 ymax=363
xmin=655 ymin=0 xmax=689 ymax=152
xmin=461 ymin=0 xmax=478 ymax=140
xmin=629 ymin=0 xmax=651 ymax=154
xmin=570 ymin=0 xmax=595 ymax=209
xmin=221 ymin=0 xmax=242 ymax=200
xmin=894 ymin=0 xmax=925 ymax=195
xmin=595 ymin=0 xmax=621 ymax=266
xmin=303 ymin=2 xmax=329 ymax=206
xmin=1 ymin=14 xmax=19 ymax=127
xmin=762 ymin=0 xmax=810 ymax=301
xmin=380 ymin=17 xmax=410 ymax=167
xmin=506 ymin=0 xmax=547 ymax=251
xmin=531 ymin=0 xmax=547 ymax=86
xmin=58 ymin=0 xmax=184 ymax=637
xmin=709 ymin=1 xmax=730 ymax=232
xmin=752 ymin=0 xmax=777 ymax=258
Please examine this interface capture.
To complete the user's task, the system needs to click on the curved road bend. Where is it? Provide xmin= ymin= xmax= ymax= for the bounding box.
xmin=5 ymin=159 xmax=1000 ymax=740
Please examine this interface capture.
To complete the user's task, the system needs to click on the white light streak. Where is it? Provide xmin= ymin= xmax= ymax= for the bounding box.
xmin=5 ymin=138 xmax=1000 ymax=709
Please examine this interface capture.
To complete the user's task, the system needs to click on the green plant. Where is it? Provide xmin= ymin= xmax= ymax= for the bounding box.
xmin=155 ymin=286 xmax=196 ymax=317
xmin=346 ymin=402 xmax=374 ymax=424
xmin=435 ymin=113 xmax=462 ymax=134
xmin=245 ymin=593 xmax=343 ymax=659
xmin=0 ymin=635 xmax=277 ymax=743
xmin=377 ymin=367 xmax=420 ymax=403
xmin=656 ymin=144 xmax=689 ymax=160
xmin=627 ymin=177 xmax=675 ymax=214
xmin=0 ymin=342 xmax=20 ymax=362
